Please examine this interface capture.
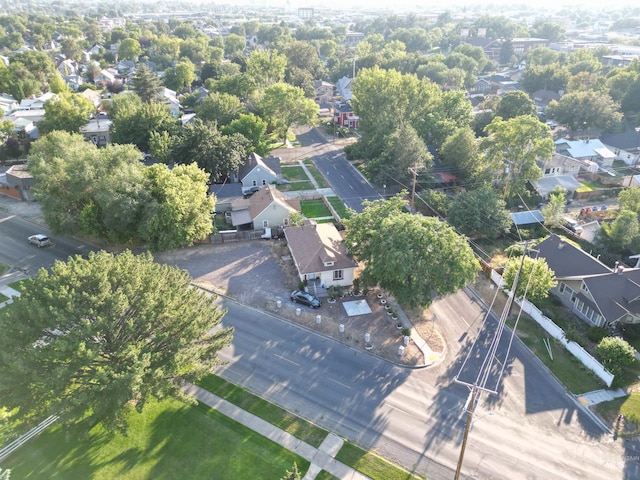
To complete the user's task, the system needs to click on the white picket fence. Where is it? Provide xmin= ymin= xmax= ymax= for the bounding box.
xmin=490 ymin=270 xmax=614 ymax=387
xmin=0 ymin=415 xmax=58 ymax=462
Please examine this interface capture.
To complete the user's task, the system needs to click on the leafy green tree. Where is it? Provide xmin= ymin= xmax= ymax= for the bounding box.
xmin=344 ymin=194 xmax=479 ymax=308
xmin=171 ymin=119 xmax=249 ymax=182
xmin=259 ymin=83 xmax=318 ymax=143
xmin=38 ymin=92 xmax=95 ymax=135
xmin=447 ymin=187 xmax=512 ymax=239
xmin=546 ymin=90 xmax=623 ymax=134
xmin=131 ymin=64 xmax=163 ymax=103
xmin=140 ymin=163 xmax=215 ymax=251
xmin=222 ymin=113 xmax=270 ymax=156
xmin=541 ymin=187 xmax=567 ymax=229
xmin=482 ymin=116 xmax=553 ymax=198
xmin=118 ymin=38 xmax=142 ymax=60
xmin=110 ymin=93 xmax=180 ymax=152
xmin=197 ymin=92 xmax=245 ymax=126
xmin=439 ymin=126 xmax=490 ymax=184
xmin=607 ymin=70 xmax=638 ymax=104
xmin=525 ymin=47 xmax=560 ymax=67
xmin=530 ymin=21 xmax=565 ymax=43
xmin=521 ymin=64 xmax=569 ymax=94
xmin=596 ymin=337 xmax=636 ymax=375
xmin=565 ymin=49 xmax=601 ymax=75
xmin=245 ymin=49 xmax=287 ymax=90
xmin=597 ymin=209 xmax=640 ymax=253
xmin=369 ymin=123 xmax=432 ymax=185
xmin=496 ymin=91 xmax=537 ymax=120
xmin=289 ymin=211 xmax=304 ymax=227
xmin=164 ymin=59 xmax=197 ymax=92
xmin=224 ymin=34 xmax=246 ymax=58
xmin=618 ymin=187 xmax=640 ymax=214
xmin=502 ymin=255 xmax=557 ymax=302
xmin=0 ymin=250 xmax=231 ymax=432
xmin=148 ymin=130 xmax=174 ymax=164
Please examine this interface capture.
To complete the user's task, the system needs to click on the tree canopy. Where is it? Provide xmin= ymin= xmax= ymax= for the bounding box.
xmin=447 ymin=187 xmax=512 ymax=239
xmin=502 ymin=255 xmax=557 ymax=302
xmin=258 ymin=82 xmax=318 ymax=143
xmin=344 ymin=194 xmax=479 ymax=308
xmin=0 ymin=250 xmax=232 ymax=432
xmin=131 ymin=64 xmax=163 ymax=103
xmin=37 ymin=92 xmax=95 ymax=136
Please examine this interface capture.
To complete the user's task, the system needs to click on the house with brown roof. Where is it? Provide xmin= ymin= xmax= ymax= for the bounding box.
xmin=284 ymin=220 xmax=358 ymax=290
xmin=229 ymin=185 xmax=300 ymax=230
xmin=534 ymin=234 xmax=640 ymax=328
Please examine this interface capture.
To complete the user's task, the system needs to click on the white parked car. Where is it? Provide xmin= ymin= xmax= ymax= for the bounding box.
xmin=28 ymin=234 xmax=52 ymax=247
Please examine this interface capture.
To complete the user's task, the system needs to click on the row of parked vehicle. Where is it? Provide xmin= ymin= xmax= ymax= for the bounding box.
xmin=580 ymin=205 xmax=608 ymax=215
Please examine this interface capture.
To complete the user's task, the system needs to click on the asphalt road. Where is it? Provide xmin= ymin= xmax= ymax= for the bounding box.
xmin=213 ymin=288 xmax=633 ymax=480
xmin=296 ymin=128 xmax=382 ymax=213
xmin=0 ymin=210 xmax=95 ymax=275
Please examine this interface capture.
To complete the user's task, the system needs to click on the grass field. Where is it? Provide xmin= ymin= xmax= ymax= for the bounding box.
xmin=278 ymin=181 xmax=314 ymax=192
xmin=8 ymin=279 xmax=30 ymax=291
xmin=0 ymin=292 xmax=8 ymax=303
xmin=198 ymin=375 xmax=328 ymax=448
xmin=301 ymin=199 xmax=333 ymax=219
xmin=506 ymin=315 xmax=605 ymax=394
xmin=281 ymin=165 xmax=309 ymax=182
xmin=303 ymin=159 xmax=329 ymax=188
xmin=335 ymin=441 xmax=424 ymax=480
xmin=326 ymin=196 xmax=352 ymax=220
xmin=3 ymin=397 xmax=309 ymax=480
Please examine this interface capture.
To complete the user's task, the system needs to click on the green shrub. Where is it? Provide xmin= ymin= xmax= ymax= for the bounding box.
xmin=587 ymin=327 xmax=608 ymax=343
xmin=402 ymin=328 xmax=411 ymax=336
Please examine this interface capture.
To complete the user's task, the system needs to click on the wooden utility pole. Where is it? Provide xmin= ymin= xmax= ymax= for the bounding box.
xmin=408 ymin=165 xmax=424 ymax=214
xmin=454 ymin=386 xmax=478 ymax=480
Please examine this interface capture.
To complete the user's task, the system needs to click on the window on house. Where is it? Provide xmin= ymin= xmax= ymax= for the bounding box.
xmin=252 ymin=180 xmax=257 ymax=186
xmin=262 ymin=179 xmax=266 ymax=185
xmin=588 ymin=309 xmax=594 ymax=320
xmin=333 ymin=270 xmax=343 ymax=281
xmin=571 ymin=292 xmax=577 ymax=303
xmin=262 ymin=220 xmax=268 ymax=228
xmin=581 ymin=283 xmax=588 ymax=293
xmin=558 ymin=283 xmax=566 ymax=294
xmin=283 ymin=217 xmax=289 ymax=226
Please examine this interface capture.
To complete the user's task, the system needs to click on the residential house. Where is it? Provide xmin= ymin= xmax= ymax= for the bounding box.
xmin=162 ymin=88 xmax=181 ymax=117
xmin=64 ymin=74 xmax=84 ymax=92
xmin=335 ymin=76 xmax=353 ymax=101
xmin=229 ymin=185 xmax=300 ymax=230
xmin=554 ymin=138 xmax=616 ymax=169
xmin=116 ymin=59 xmax=136 ymax=75
xmin=81 ymin=88 xmax=102 ymax=108
xmin=534 ymin=234 xmax=640 ymax=328
xmin=94 ymin=69 xmax=117 ymax=88
xmin=17 ymin=92 xmax=56 ymax=111
xmin=313 ymin=80 xmax=334 ymax=105
xmin=284 ymin=220 xmax=358 ymax=289
xmin=344 ymin=32 xmax=365 ymax=46
xmin=470 ymin=78 xmax=493 ymax=95
xmin=600 ymin=129 xmax=640 ymax=166
xmin=532 ymin=89 xmax=561 ymax=116
xmin=237 ymin=153 xmax=282 ymax=194
xmin=462 ymin=37 xmax=504 ymax=63
xmin=79 ymin=119 xmax=112 ymax=147
xmin=57 ymin=58 xmax=78 ymax=77
xmin=334 ymin=102 xmax=358 ymax=129
xmin=9 ymin=109 xmax=46 ymax=127
xmin=8 ymin=117 xmax=38 ymax=139
xmin=0 ymin=164 xmax=35 ymax=201
xmin=209 ymin=183 xmax=243 ymax=213
xmin=511 ymin=38 xmax=550 ymax=57
xmin=0 ymin=93 xmax=18 ymax=115
xmin=532 ymin=152 xmax=584 ymax=198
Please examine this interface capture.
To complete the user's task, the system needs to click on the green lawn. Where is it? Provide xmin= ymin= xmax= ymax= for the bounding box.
xmin=198 ymin=375 xmax=328 ymax=448
xmin=303 ymin=159 xmax=330 ymax=188
xmin=0 ymin=292 xmax=8 ymax=303
xmin=301 ymin=199 xmax=333 ymax=219
xmin=281 ymin=165 xmax=309 ymax=182
xmin=3 ymin=397 xmax=309 ymax=480
xmin=0 ymin=262 xmax=9 ymax=276
xmin=326 ymin=196 xmax=352 ymax=220
xmin=278 ymin=181 xmax=314 ymax=192
xmin=335 ymin=441 xmax=424 ymax=480
xmin=316 ymin=471 xmax=340 ymax=480
xmin=8 ymin=279 xmax=31 ymax=292
xmin=506 ymin=316 xmax=605 ymax=394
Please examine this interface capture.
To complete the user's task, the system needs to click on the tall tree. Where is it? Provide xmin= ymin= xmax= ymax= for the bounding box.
xmin=258 ymin=83 xmax=318 ymax=143
xmin=170 ymin=119 xmax=249 ymax=182
xmin=0 ymin=250 xmax=231 ymax=432
xmin=222 ymin=113 xmax=270 ymax=156
xmin=502 ymin=255 xmax=557 ymax=302
xmin=245 ymin=49 xmax=287 ymax=90
xmin=224 ymin=34 xmax=246 ymax=58
xmin=110 ymin=93 xmax=180 ymax=152
xmin=496 ymin=91 xmax=537 ymax=120
xmin=546 ymin=90 xmax=623 ymax=134
xmin=164 ymin=59 xmax=196 ymax=92
xmin=618 ymin=187 xmax=640 ymax=214
xmin=541 ymin=187 xmax=567 ymax=229
xmin=131 ymin=64 xmax=163 ymax=103
xmin=447 ymin=187 xmax=512 ymax=239
xmin=118 ymin=38 xmax=142 ymax=60
xmin=597 ymin=209 xmax=640 ymax=253
xmin=344 ymin=194 xmax=479 ymax=308
xmin=439 ymin=126 xmax=489 ymax=184
xmin=140 ymin=163 xmax=215 ymax=252
xmin=37 ymin=92 xmax=95 ymax=136
xmin=197 ymin=92 xmax=246 ymax=126
xmin=481 ymin=116 xmax=553 ymax=198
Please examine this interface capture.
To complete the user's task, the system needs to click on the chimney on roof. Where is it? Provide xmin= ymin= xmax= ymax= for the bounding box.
xmin=617 ymin=265 xmax=624 ymax=275
xmin=558 ymin=238 xmax=566 ymax=249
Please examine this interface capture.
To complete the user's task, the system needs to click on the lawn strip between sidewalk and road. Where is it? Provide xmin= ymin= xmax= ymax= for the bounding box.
xmin=335 ymin=440 xmax=425 ymax=480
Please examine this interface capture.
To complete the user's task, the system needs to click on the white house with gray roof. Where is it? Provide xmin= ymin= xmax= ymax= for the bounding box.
xmin=554 ymin=138 xmax=616 ymax=169
xmin=237 ymin=153 xmax=282 ymax=194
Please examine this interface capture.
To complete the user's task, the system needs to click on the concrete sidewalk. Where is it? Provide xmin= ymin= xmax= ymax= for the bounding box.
xmin=577 ymin=388 xmax=627 ymax=407
xmin=0 ymin=286 xmax=21 ymax=308
xmin=181 ymin=383 xmax=371 ymax=480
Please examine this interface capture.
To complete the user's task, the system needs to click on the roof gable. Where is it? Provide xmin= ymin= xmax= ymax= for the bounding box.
xmin=248 ymin=185 xmax=299 ymax=219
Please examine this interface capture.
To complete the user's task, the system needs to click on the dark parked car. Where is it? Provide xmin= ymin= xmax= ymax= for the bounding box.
xmin=290 ymin=290 xmax=321 ymax=309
